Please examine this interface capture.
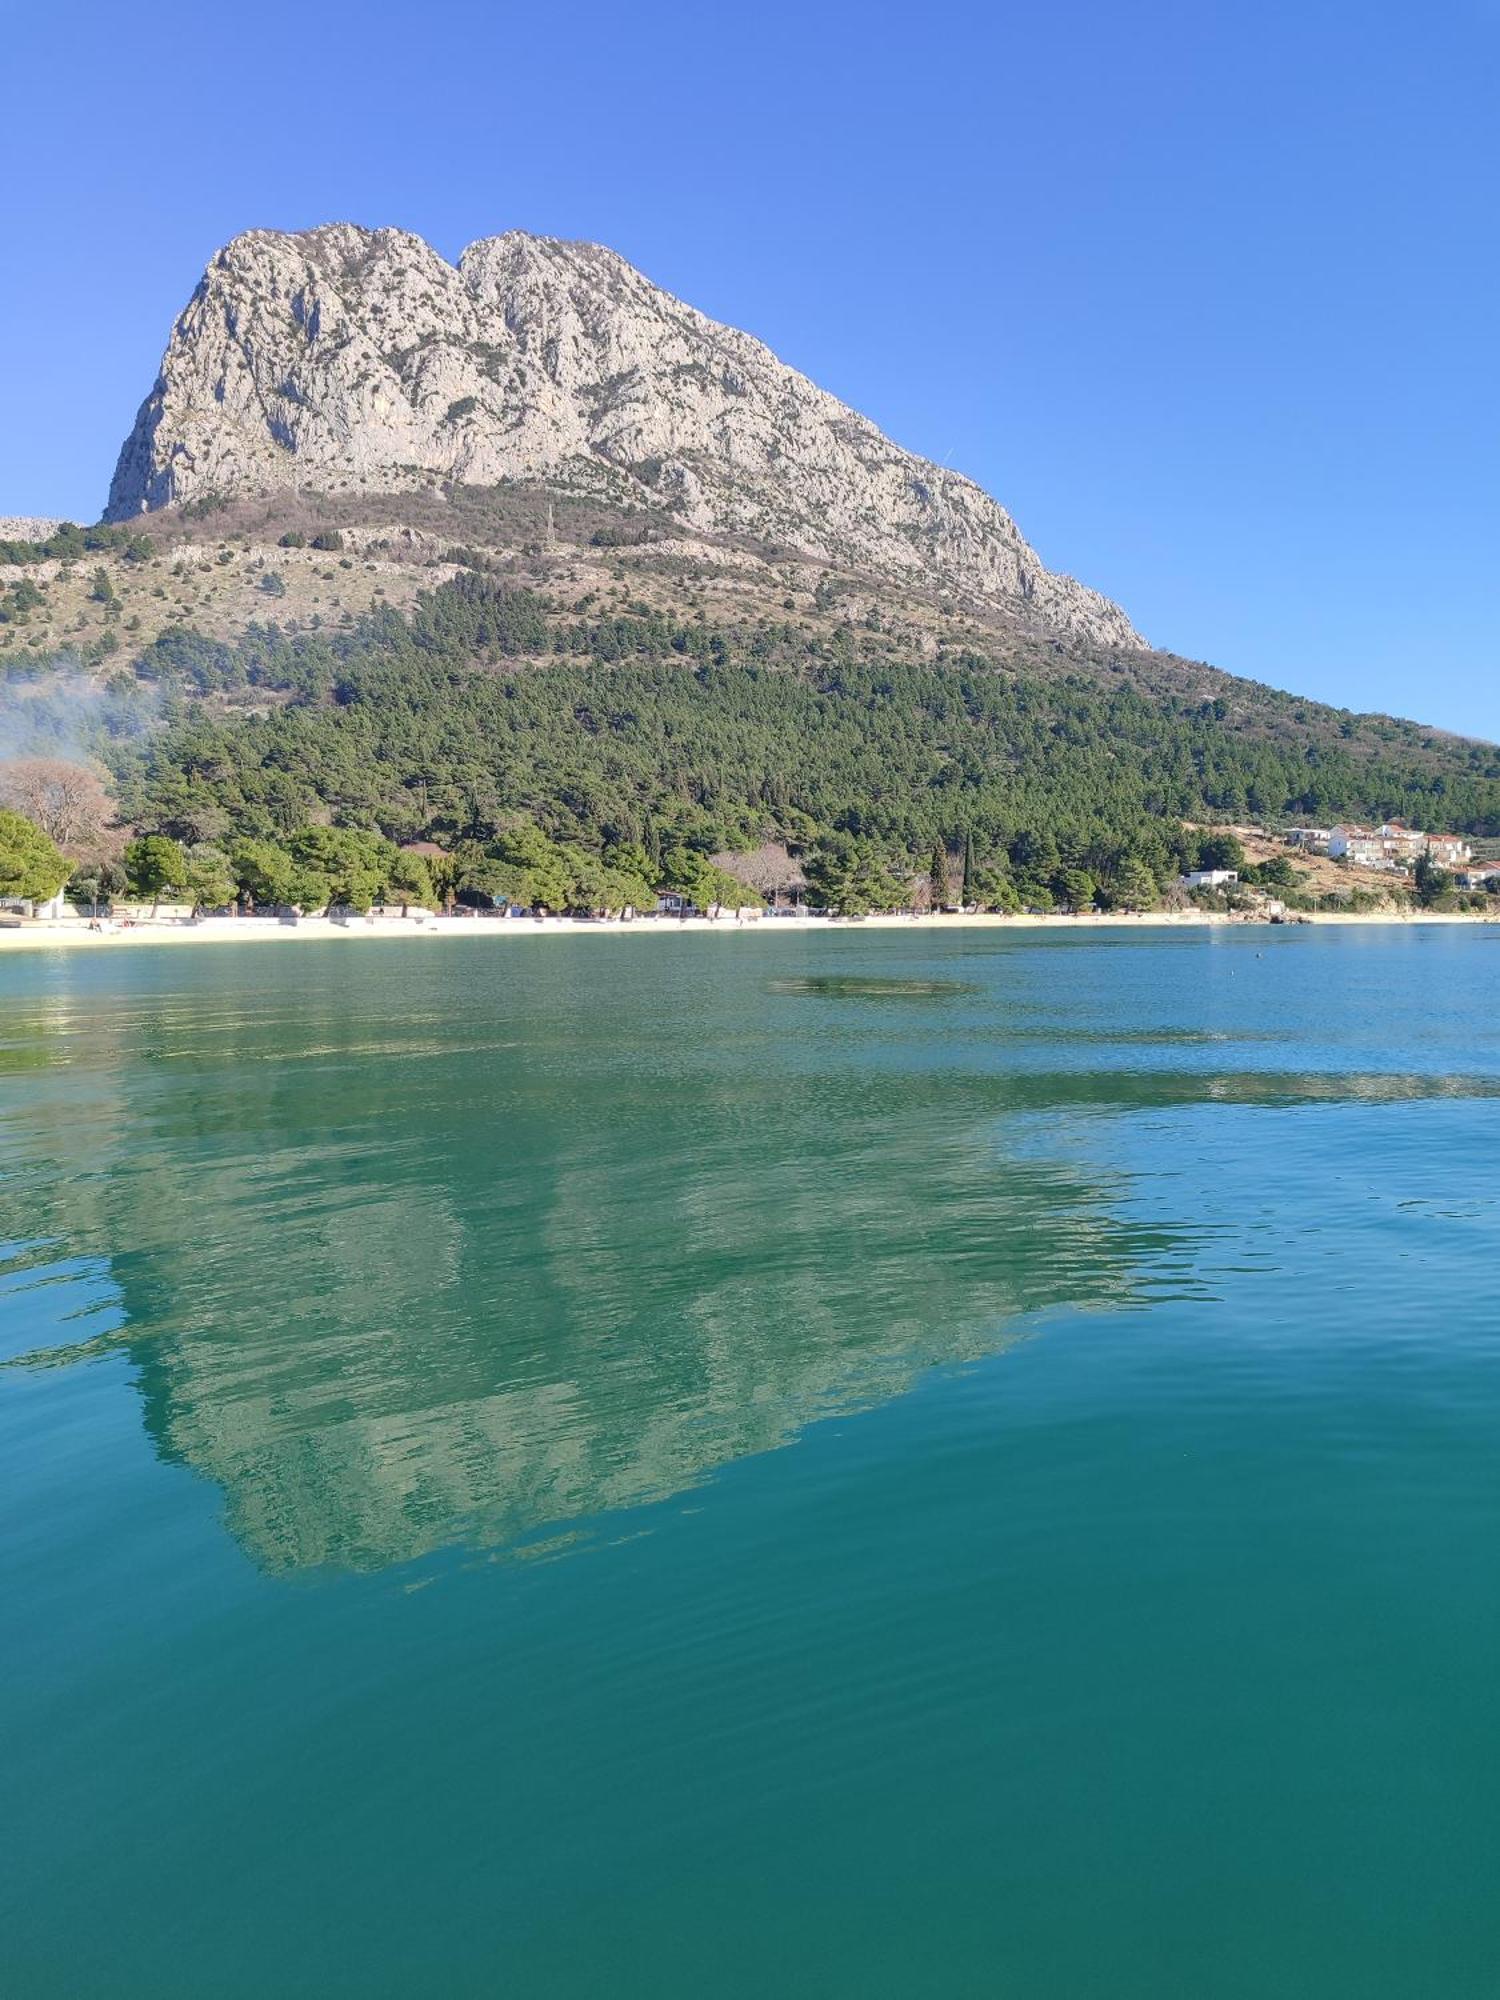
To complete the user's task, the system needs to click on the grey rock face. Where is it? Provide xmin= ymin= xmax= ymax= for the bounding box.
xmin=107 ymin=224 xmax=1142 ymax=648
xmin=0 ymin=517 xmax=66 ymax=540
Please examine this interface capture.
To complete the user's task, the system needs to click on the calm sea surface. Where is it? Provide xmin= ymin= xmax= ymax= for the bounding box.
xmin=3 ymin=926 xmax=1499 ymax=1996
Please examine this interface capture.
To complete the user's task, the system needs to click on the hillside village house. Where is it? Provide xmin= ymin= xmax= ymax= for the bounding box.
xmin=1286 ymin=827 xmax=1333 ymax=851
xmin=1425 ymin=833 xmax=1474 ymax=868
xmin=1326 ymin=823 xmax=1472 ymax=871
xmin=1457 ymin=861 xmax=1500 ymax=889
xmin=1328 ymin=827 xmax=1400 ymax=869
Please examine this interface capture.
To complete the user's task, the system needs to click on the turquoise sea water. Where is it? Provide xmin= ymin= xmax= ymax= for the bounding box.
xmin=3 ymin=925 xmax=1499 ymax=1996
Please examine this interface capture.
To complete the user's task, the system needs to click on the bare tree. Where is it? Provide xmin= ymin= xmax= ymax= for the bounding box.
xmin=711 ymin=843 xmax=808 ymax=899
xmin=0 ymin=757 xmax=113 ymax=851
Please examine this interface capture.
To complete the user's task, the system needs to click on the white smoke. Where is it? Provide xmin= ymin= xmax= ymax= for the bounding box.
xmin=0 ymin=658 xmax=162 ymax=765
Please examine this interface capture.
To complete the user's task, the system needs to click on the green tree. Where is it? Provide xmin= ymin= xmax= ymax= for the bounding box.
xmin=692 ymin=861 xmax=757 ymax=912
xmin=1010 ymin=829 xmax=1060 ymax=880
xmin=386 ymin=850 xmax=437 ymax=912
xmin=967 ymin=863 xmax=1021 ymax=913
xmin=1057 ymin=867 xmax=1097 ymax=913
xmin=928 ymin=841 xmax=951 ymax=911
xmin=181 ymin=844 xmax=236 ymax=913
xmin=961 ymin=829 xmax=976 ymax=908
xmin=1014 ymin=879 xmax=1055 ymax=912
xmin=289 ymin=827 xmax=397 ymax=912
xmin=657 ymin=847 xmax=756 ymax=913
xmin=604 ymin=862 xmax=658 ymax=913
xmin=804 ymin=834 xmax=905 ymax=916
xmin=123 ymin=833 xmax=186 ymax=914
xmin=0 ymin=577 xmax=45 ymax=621
xmin=0 ymin=808 xmax=68 ymax=904
xmin=1102 ymin=858 xmax=1158 ymax=911
xmin=1196 ymin=831 xmax=1246 ymax=872
xmin=564 ymin=850 xmax=658 ymax=914
xmin=1414 ymin=853 xmax=1452 ymax=908
xmin=567 ymin=855 xmax=609 ymax=913
xmin=489 ymin=823 xmax=575 ymax=911
xmin=451 ymin=851 xmax=514 ymax=907
xmin=67 ymin=857 xmax=127 ymax=915
xmin=231 ymin=837 xmax=300 ymax=909
xmin=1241 ymin=853 xmax=1296 ymax=890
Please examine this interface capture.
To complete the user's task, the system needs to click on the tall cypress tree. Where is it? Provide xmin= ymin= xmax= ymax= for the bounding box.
xmin=961 ymin=830 xmax=975 ymax=907
xmin=929 ymin=840 xmax=950 ymax=911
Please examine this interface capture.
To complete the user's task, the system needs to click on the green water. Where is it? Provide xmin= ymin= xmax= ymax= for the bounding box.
xmin=3 ymin=926 xmax=1499 ymax=1996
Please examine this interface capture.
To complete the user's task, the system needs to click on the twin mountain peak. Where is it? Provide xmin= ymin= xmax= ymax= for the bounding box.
xmin=106 ymin=224 xmax=1142 ymax=653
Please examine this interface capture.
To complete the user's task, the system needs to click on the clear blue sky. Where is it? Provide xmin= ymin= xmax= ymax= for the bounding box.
xmin=3 ymin=0 xmax=1496 ymax=734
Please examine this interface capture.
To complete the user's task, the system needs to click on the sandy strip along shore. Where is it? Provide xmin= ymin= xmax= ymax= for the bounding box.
xmin=0 ymin=909 xmax=1493 ymax=951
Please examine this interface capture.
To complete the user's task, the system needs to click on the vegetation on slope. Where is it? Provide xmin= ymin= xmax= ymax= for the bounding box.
xmin=52 ymin=571 xmax=1489 ymax=914
xmin=7 ymin=479 xmax=1499 ymax=919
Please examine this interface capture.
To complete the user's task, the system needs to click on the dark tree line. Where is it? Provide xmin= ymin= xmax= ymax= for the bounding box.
xmin=65 ymin=574 xmax=1500 ymax=910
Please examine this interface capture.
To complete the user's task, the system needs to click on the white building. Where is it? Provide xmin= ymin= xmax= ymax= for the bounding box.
xmin=1328 ymin=827 xmax=1401 ymax=869
xmin=1330 ymin=823 xmax=1472 ymax=872
xmin=1181 ymin=869 xmax=1239 ymax=889
xmin=1425 ymin=834 xmax=1473 ymax=868
xmin=0 ymin=891 xmax=69 ymax=919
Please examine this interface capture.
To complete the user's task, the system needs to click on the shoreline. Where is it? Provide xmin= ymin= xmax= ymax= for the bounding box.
xmin=0 ymin=908 xmax=1494 ymax=952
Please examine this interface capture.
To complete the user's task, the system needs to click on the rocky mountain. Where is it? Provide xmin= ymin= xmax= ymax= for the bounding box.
xmin=106 ymin=225 xmax=1142 ymax=651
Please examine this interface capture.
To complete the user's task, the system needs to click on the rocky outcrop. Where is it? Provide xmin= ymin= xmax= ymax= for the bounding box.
xmin=0 ymin=517 xmax=65 ymax=540
xmin=107 ymin=224 xmax=1143 ymax=648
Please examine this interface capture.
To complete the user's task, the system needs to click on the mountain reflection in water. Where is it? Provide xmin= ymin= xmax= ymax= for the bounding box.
xmin=3 ymin=930 xmax=1497 ymax=1576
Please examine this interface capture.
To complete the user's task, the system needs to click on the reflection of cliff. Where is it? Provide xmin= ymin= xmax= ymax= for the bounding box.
xmin=1 ymin=965 xmax=1182 ymax=1575
xmin=127 ymin=1082 xmax=1171 ymax=1573
xmin=131 ymin=1132 xmax=1148 ymax=1574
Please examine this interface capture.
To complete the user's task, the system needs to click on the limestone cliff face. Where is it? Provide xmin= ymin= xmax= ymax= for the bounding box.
xmin=107 ymin=224 xmax=1142 ymax=648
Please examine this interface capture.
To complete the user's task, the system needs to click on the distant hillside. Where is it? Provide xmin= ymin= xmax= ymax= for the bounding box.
xmin=4 ymin=477 xmax=1497 ymax=900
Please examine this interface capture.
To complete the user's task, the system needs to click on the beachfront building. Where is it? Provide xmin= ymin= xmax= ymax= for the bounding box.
xmin=1181 ymin=868 xmax=1239 ymax=889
